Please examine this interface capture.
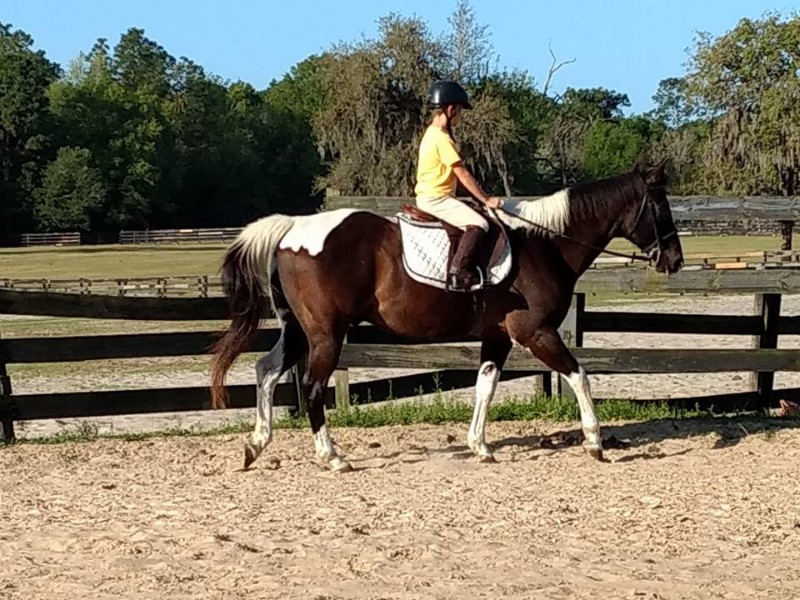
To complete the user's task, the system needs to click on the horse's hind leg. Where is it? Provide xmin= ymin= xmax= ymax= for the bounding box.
xmin=518 ymin=325 xmax=604 ymax=460
xmin=302 ymin=330 xmax=351 ymax=473
xmin=244 ymin=317 xmax=307 ymax=469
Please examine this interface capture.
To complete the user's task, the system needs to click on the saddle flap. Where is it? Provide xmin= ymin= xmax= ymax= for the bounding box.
xmin=395 ymin=210 xmax=513 ymax=292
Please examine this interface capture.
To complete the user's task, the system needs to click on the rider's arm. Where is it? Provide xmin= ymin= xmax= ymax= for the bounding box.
xmin=452 ymin=162 xmax=501 ymax=208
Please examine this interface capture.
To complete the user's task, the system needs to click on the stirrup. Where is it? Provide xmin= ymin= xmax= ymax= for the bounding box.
xmin=469 ymin=267 xmax=486 ymax=291
xmin=447 ymin=268 xmax=481 ymax=292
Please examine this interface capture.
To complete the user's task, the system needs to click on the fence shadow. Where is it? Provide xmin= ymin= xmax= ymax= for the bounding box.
xmin=490 ymin=414 xmax=800 ymax=457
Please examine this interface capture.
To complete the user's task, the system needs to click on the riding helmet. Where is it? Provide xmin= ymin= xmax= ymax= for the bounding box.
xmin=426 ymin=80 xmax=473 ymax=110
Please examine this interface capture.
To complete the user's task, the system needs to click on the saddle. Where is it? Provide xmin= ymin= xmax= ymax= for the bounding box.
xmin=395 ymin=200 xmax=513 ymax=293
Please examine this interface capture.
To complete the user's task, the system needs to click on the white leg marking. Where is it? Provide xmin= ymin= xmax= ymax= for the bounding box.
xmin=564 ymin=366 xmax=602 ymax=454
xmin=313 ymin=425 xmax=351 ymax=473
xmin=252 ymin=329 xmax=285 ymax=451
xmin=243 ymin=327 xmax=288 ymax=469
xmin=468 ymin=361 xmax=500 ymax=462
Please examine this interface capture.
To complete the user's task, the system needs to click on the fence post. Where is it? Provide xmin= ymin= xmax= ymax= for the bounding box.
xmin=0 ymin=331 xmax=15 ymax=442
xmin=751 ymin=293 xmax=781 ymax=411
xmin=198 ymin=275 xmax=209 ymax=298
xmin=555 ymin=293 xmax=584 ymax=401
xmin=334 ymin=333 xmax=351 ymax=411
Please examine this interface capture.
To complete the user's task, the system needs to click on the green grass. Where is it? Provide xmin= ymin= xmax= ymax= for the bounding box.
xmin=607 ymin=234 xmax=798 ymax=257
xmin=5 ymin=391 xmax=779 ymax=448
xmin=0 ymin=243 xmax=226 ymax=279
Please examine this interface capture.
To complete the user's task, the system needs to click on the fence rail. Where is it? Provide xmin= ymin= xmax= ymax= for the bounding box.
xmin=4 ymin=268 xmax=800 ymax=321
xmin=2 ymin=267 xmax=800 ymax=441
xmin=17 ymin=232 xmax=81 ymax=247
xmin=118 ymin=228 xmax=244 ymax=245
xmin=0 ymin=276 xmax=213 ymax=297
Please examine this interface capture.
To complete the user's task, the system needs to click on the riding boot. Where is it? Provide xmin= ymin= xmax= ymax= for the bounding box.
xmin=448 ymin=226 xmax=486 ymax=291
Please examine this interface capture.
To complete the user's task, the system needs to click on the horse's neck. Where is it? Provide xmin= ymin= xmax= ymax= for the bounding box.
xmin=555 ymin=183 xmax=633 ymax=275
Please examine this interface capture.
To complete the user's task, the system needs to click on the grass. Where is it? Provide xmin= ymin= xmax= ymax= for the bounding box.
xmin=607 ymin=234 xmax=798 ymax=257
xmin=5 ymin=390 xmax=788 ymax=448
xmin=0 ymin=243 xmax=226 ymax=279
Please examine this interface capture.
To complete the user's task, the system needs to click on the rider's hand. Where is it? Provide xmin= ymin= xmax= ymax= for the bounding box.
xmin=485 ymin=196 xmax=502 ymax=209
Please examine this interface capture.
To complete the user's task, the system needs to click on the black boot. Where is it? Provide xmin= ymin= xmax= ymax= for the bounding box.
xmin=448 ymin=226 xmax=485 ymax=291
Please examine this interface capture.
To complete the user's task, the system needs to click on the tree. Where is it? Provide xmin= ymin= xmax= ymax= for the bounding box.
xmin=684 ymin=12 xmax=800 ymax=195
xmin=649 ymin=77 xmax=693 ymax=129
xmin=313 ymin=9 xmax=516 ymax=196
xmin=48 ymin=31 xmax=174 ymax=228
xmin=582 ymin=117 xmax=664 ymax=180
xmin=444 ymin=0 xmax=496 ymax=83
xmin=560 ymin=87 xmax=630 ymax=121
xmin=0 ymin=22 xmax=60 ymax=235
xmin=264 ymin=54 xmax=328 ymax=120
xmin=32 ymin=147 xmax=104 ymax=231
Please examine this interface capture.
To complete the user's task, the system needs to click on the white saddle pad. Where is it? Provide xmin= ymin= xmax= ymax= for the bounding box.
xmin=396 ymin=212 xmax=512 ymax=292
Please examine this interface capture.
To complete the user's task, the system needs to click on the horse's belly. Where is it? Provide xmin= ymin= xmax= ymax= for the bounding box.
xmin=370 ymin=288 xmax=478 ymax=340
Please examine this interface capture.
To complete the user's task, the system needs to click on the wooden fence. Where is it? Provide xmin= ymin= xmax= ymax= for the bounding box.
xmin=1 ymin=276 xmax=214 ymax=297
xmin=2 ymin=268 xmax=800 ymax=442
xmin=16 ymin=232 xmax=81 ymax=247
xmin=118 ymin=228 xmax=244 ymax=245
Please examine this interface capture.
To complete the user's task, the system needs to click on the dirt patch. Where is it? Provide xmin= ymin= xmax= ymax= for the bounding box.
xmin=1 ymin=419 xmax=799 ymax=599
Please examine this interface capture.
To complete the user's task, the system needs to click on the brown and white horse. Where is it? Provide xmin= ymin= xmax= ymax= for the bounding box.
xmin=210 ymin=161 xmax=684 ymax=472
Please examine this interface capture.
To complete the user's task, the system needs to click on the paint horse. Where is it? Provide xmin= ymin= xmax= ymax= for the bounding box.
xmin=210 ymin=161 xmax=684 ymax=472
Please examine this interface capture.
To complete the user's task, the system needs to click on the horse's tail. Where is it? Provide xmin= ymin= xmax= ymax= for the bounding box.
xmin=210 ymin=214 xmax=296 ymax=409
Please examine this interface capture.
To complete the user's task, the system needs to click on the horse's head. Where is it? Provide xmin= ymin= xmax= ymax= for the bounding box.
xmin=619 ymin=160 xmax=684 ymax=274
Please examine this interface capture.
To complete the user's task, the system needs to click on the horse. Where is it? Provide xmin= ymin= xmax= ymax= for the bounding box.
xmin=209 ymin=160 xmax=684 ymax=472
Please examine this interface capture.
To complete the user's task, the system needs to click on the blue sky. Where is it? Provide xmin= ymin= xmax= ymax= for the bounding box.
xmin=3 ymin=0 xmax=794 ymax=114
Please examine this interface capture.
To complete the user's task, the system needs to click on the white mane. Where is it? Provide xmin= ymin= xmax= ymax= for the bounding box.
xmin=496 ymin=189 xmax=571 ymax=236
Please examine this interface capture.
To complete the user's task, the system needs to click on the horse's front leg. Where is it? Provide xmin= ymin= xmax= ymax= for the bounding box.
xmin=517 ymin=325 xmax=603 ymax=460
xmin=467 ymin=337 xmax=511 ymax=462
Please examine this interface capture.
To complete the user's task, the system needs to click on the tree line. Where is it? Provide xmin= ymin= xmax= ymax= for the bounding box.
xmin=1 ymin=3 xmax=798 ymax=236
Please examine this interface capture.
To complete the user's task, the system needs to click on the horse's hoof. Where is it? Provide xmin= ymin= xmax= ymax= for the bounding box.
xmin=243 ymin=442 xmax=259 ymax=470
xmin=585 ymin=446 xmax=605 ymax=462
xmin=478 ymin=453 xmax=497 ymax=464
xmin=331 ymin=458 xmax=353 ymax=473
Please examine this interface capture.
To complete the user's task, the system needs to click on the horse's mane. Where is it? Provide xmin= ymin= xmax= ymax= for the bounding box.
xmin=499 ymin=170 xmax=641 ymax=237
xmin=566 ymin=171 xmax=641 ymax=222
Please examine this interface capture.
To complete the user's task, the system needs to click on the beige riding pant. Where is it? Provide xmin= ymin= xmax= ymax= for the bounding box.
xmin=416 ymin=195 xmax=489 ymax=232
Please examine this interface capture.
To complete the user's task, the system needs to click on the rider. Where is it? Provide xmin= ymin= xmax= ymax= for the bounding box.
xmin=414 ymin=80 xmax=502 ymax=291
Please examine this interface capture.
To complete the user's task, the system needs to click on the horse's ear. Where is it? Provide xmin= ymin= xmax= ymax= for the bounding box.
xmin=644 ymin=158 xmax=668 ymax=185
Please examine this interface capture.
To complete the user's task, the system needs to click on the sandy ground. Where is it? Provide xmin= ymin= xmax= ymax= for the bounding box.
xmin=1 ymin=418 xmax=799 ymax=599
xmin=6 ymin=293 xmax=800 ymax=439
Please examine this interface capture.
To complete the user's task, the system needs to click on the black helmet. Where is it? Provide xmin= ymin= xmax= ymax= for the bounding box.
xmin=426 ymin=80 xmax=472 ymax=110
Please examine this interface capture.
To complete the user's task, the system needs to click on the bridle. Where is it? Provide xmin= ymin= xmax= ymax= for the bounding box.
xmin=492 ymin=184 xmax=678 ymax=265
xmin=628 ymin=183 xmax=679 ymax=265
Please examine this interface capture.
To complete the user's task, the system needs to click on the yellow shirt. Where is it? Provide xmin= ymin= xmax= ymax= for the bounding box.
xmin=414 ymin=125 xmax=462 ymax=199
